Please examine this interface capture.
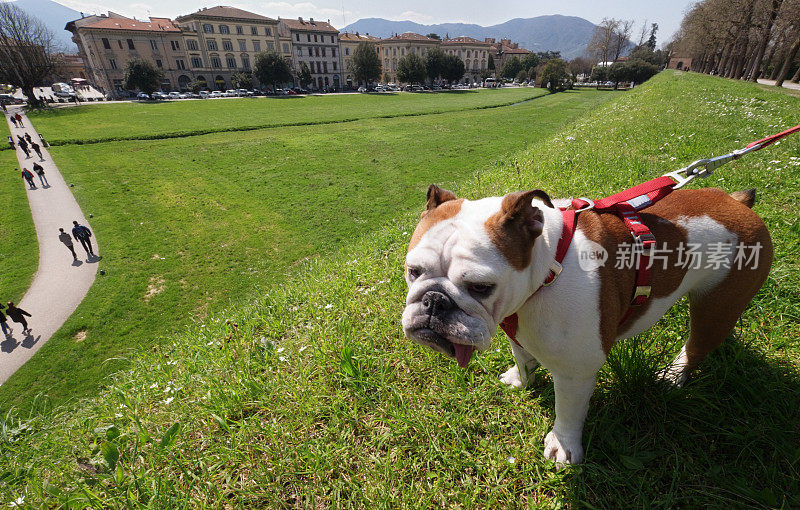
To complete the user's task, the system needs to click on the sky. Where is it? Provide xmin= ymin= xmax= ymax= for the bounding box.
xmin=56 ymin=0 xmax=696 ymax=45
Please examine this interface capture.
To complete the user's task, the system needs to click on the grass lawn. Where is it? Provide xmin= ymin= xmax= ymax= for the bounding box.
xmin=0 ymin=72 xmax=797 ymax=507
xmin=0 ymin=134 xmax=37 ymax=303
xmin=0 ymin=89 xmax=612 ymax=410
xmin=26 ymin=88 xmax=546 ymax=146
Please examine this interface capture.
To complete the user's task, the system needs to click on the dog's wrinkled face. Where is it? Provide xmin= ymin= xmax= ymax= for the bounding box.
xmin=402 ymin=185 xmax=548 ymax=367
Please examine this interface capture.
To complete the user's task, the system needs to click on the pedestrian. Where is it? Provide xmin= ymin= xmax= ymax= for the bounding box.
xmin=58 ymin=227 xmax=77 ymax=261
xmin=16 ymin=136 xmax=30 ymax=158
xmin=5 ymin=301 xmax=31 ymax=333
xmin=13 ymin=112 xmax=23 ymax=127
xmin=1 ymin=102 xmax=6 ymax=113
xmin=9 ymin=115 xmax=17 ymax=128
xmin=33 ymin=162 xmax=48 ymax=186
xmin=0 ymin=303 xmax=10 ymax=336
xmin=72 ymin=220 xmax=95 ymax=256
xmin=24 ymin=133 xmax=32 ymax=144
xmin=21 ymin=167 xmax=36 ymax=189
xmin=30 ymin=140 xmax=43 ymax=160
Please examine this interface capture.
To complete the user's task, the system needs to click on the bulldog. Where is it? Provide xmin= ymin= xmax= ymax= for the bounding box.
xmin=402 ymin=184 xmax=773 ymax=464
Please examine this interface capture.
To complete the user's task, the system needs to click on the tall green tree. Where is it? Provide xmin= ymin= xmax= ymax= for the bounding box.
xmin=423 ymin=47 xmax=447 ymax=82
xmin=396 ymin=52 xmax=426 ymax=84
xmin=540 ymin=58 xmax=569 ymax=93
xmin=122 ymin=57 xmax=163 ymax=94
xmin=231 ymin=71 xmax=252 ymax=89
xmin=254 ymin=50 xmax=292 ymax=90
xmin=188 ymin=79 xmax=206 ymax=93
xmin=350 ymin=41 xmax=381 ymax=85
xmin=521 ymin=53 xmax=540 ymax=73
xmin=500 ymin=56 xmax=523 ymax=79
xmin=516 ymin=69 xmax=528 ymax=82
xmin=298 ymin=62 xmax=313 ymax=88
xmin=441 ymin=54 xmax=466 ymax=83
xmin=487 ymin=53 xmax=495 ymax=71
xmin=426 ymin=33 xmax=441 ymax=40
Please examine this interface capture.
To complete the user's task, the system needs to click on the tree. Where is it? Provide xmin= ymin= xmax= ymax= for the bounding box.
xmin=0 ymin=3 xmax=59 ymax=107
xmin=426 ymin=33 xmax=441 ymax=40
xmin=441 ymin=54 xmax=466 ymax=83
xmin=231 ymin=71 xmax=252 ymax=89
xmin=521 ymin=53 xmax=540 ymax=73
xmin=396 ymin=52 xmax=426 ymax=84
xmin=350 ymin=41 xmax=381 ymax=85
xmin=516 ymin=69 xmax=528 ymax=82
xmin=188 ymin=79 xmax=206 ymax=93
xmin=488 ymin=53 xmax=495 ymax=71
xmin=568 ymin=56 xmax=594 ymax=78
xmin=646 ymin=23 xmax=658 ymax=50
xmin=590 ymin=65 xmax=609 ymax=82
xmin=540 ymin=58 xmax=569 ymax=92
xmin=500 ymin=56 xmax=523 ymax=79
xmin=254 ymin=50 xmax=292 ymax=90
xmin=586 ymin=18 xmax=632 ymax=65
xmin=122 ymin=57 xmax=163 ymax=94
xmin=298 ymin=62 xmax=313 ymax=88
xmin=424 ymin=47 xmax=447 ymax=82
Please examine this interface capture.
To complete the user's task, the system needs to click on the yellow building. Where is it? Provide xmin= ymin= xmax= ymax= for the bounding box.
xmin=279 ymin=17 xmax=343 ymax=91
xmin=442 ymin=36 xmax=491 ymax=84
xmin=339 ymin=32 xmax=381 ymax=88
xmin=175 ymin=6 xmax=281 ymax=90
xmin=380 ymin=32 xmax=440 ymax=84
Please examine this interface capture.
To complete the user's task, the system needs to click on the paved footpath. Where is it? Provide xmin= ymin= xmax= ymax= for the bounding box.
xmin=1 ymin=107 xmax=98 ymax=383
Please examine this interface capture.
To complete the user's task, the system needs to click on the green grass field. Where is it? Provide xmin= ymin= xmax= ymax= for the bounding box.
xmin=0 ymin=72 xmax=798 ymax=508
xmin=0 ymin=88 xmax=611 ymax=410
xmin=26 ymin=88 xmax=546 ymax=145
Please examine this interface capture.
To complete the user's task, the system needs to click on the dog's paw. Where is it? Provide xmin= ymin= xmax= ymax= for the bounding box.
xmin=499 ymin=365 xmax=524 ymax=389
xmin=543 ymin=429 xmax=584 ymax=465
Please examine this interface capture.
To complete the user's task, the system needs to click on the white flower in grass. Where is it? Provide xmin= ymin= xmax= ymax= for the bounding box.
xmin=10 ymin=496 xmax=25 ymax=507
xmin=324 ymin=304 xmax=333 ymax=309
xmin=508 ymin=456 xmax=516 ymax=464
xmin=162 ymin=397 xmax=174 ymax=405
xmin=277 ymin=347 xmax=285 ymax=353
xmin=278 ymin=356 xmax=286 ymax=362
xmin=149 ymin=383 xmax=158 ymax=389
xmin=299 ymin=346 xmax=308 ymax=353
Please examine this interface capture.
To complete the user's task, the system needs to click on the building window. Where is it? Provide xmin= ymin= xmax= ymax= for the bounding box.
xmin=332 ymin=62 xmax=337 ymax=71
xmin=314 ymin=34 xmax=318 ymax=42
xmin=331 ymin=36 xmax=335 ymax=43
xmin=310 ymin=62 xmax=315 ymax=73
xmin=176 ymin=59 xmax=186 ymax=70
xmin=267 ymin=41 xmax=274 ymax=50
xmin=207 ymin=39 xmax=218 ymax=51
xmin=171 ymin=40 xmax=180 ymax=51
xmin=238 ymin=40 xmax=246 ymax=51
xmin=252 ymin=26 xmax=258 ymax=35
xmin=109 ymin=58 xmax=117 ymax=69
xmin=306 ymin=34 xmax=310 ymax=42
xmin=253 ymin=40 xmax=261 ymax=52
xmin=315 ymin=47 xmax=319 ymax=57
xmin=191 ymin=56 xmax=203 ymax=68
xmin=265 ymin=27 xmax=272 ymax=36
xmin=226 ymin=56 xmax=236 ymax=68
xmin=283 ymin=43 xmax=289 ymax=53
xmin=187 ymin=39 xmax=198 ymax=50
xmin=308 ymin=47 xmax=312 ymax=57
xmin=219 ymin=25 xmax=229 ymax=34
xmin=223 ymin=40 xmax=233 ymax=51
xmin=118 ymin=40 xmax=123 ymax=49
xmin=150 ymin=40 xmax=158 ymax=51
xmin=242 ymin=57 xmax=250 ymax=69
xmin=127 ymin=39 xmax=135 ymax=50
xmin=155 ymin=59 xmax=163 ymax=68
xmin=211 ymin=56 xmax=221 ymax=68
xmin=203 ymin=24 xmax=214 ymax=33
xmin=236 ymin=25 xmax=243 ymax=34
xmin=345 ymin=47 xmax=349 ymax=56
xmin=322 ymin=47 xmax=326 ymax=57
xmin=331 ymin=48 xmax=336 ymax=57
xmin=102 ymin=37 xmax=110 ymax=49
xmin=296 ymin=34 xmax=300 ymax=41
xmin=323 ymin=61 xmax=328 ymax=73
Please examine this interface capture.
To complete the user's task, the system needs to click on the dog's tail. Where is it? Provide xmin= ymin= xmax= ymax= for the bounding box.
xmin=729 ymin=189 xmax=756 ymax=208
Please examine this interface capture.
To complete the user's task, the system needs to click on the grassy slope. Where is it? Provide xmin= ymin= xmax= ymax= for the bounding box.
xmin=0 ymin=89 xmax=611 ymax=410
xmin=26 ymin=88 xmax=545 ymax=145
xmin=1 ymin=72 xmax=798 ymax=508
xmin=0 ymin=131 xmax=37 ymax=304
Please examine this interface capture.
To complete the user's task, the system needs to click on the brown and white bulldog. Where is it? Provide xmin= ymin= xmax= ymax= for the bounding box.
xmin=402 ymin=184 xmax=773 ymax=464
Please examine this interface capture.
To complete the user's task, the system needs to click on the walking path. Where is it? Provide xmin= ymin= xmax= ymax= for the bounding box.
xmin=757 ymin=79 xmax=800 ymax=91
xmin=1 ymin=107 xmax=98 ymax=383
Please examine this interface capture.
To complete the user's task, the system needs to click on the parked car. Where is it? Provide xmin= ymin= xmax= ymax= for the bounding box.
xmin=151 ymin=91 xmax=168 ymax=100
xmin=199 ymin=90 xmax=210 ymax=98
xmin=52 ymin=82 xmax=77 ymax=98
xmin=210 ymin=90 xmax=223 ymax=98
xmin=411 ymin=85 xmax=423 ymax=92
xmin=136 ymin=92 xmax=151 ymax=100
xmin=168 ymin=91 xmax=182 ymax=99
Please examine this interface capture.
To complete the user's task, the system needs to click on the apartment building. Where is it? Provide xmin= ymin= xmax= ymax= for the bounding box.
xmin=486 ymin=38 xmax=532 ymax=70
xmin=175 ymin=6 xmax=281 ymax=90
xmin=380 ymin=32 xmax=440 ymax=84
xmin=66 ymin=12 xmax=186 ymax=95
xmin=339 ymin=32 xmax=381 ymax=88
xmin=279 ymin=17 xmax=342 ymax=91
xmin=441 ymin=36 xmax=491 ymax=84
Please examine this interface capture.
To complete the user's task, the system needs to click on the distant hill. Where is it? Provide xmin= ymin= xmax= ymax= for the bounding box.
xmin=12 ymin=0 xmax=80 ymax=52
xmin=343 ymin=15 xmax=599 ymax=60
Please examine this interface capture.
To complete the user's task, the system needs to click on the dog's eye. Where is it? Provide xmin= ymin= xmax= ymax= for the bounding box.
xmin=468 ymin=283 xmax=494 ymax=297
xmin=407 ymin=267 xmax=421 ymax=281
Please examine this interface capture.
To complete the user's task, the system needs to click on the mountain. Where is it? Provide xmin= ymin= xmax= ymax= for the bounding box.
xmin=343 ymin=15 xmax=599 ymax=60
xmin=12 ymin=0 xmax=81 ymax=52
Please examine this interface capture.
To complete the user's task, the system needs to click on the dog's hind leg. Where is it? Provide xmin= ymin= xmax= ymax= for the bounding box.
xmin=500 ymin=341 xmax=540 ymax=389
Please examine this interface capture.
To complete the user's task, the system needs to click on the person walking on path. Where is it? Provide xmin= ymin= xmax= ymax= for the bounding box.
xmin=14 ymin=112 xmax=23 ymax=127
xmin=1 ymin=102 xmax=7 ymax=113
xmin=16 ymin=136 xmax=30 ymax=159
xmin=0 ymin=303 xmax=11 ymax=336
xmin=58 ymin=228 xmax=77 ymax=261
xmin=5 ymin=302 xmax=31 ymax=333
xmin=24 ymin=133 xmax=32 ymax=144
xmin=72 ymin=220 xmax=95 ymax=256
xmin=9 ymin=115 xmax=17 ymax=128
xmin=30 ymin=140 xmax=43 ymax=161
xmin=33 ymin=162 xmax=48 ymax=186
xmin=21 ymin=167 xmax=36 ymax=189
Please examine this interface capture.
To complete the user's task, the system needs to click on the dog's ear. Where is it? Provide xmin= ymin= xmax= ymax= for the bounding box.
xmin=425 ymin=184 xmax=457 ymax=212
xmin=485 ymin=190 xmax=547 ymax=269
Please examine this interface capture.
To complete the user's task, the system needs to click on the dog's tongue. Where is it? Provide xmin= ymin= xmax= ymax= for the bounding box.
xmin=453 ymin=343 xmax=475 ymax=368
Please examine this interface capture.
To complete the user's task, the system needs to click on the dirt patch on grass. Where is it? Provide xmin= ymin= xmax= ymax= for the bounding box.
xmin=144 ymin=277 xmax=166 ymax=302
xmin=74 ymin=330 xmax=87 ymax=342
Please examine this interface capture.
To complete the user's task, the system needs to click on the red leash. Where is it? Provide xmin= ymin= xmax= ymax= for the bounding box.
xmin=500 ymin=122 xmax=800 ymax=346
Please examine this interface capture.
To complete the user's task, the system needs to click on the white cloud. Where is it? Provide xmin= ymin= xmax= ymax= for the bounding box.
xmin=396 ymin=10 xmax=435 ymax=24
xmin=252 ymin=1 xmax=354 ymax=26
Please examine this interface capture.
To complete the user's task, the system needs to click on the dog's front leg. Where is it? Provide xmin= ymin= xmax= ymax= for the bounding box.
xmin=500 ymin=341 xmax=540 ymax=389
xmin=543 ymin=373 xmax=597 ymax=464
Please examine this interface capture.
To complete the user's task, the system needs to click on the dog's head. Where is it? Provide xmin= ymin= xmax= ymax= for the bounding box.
xmin=402 ymin=184 xmax=553 ymax=367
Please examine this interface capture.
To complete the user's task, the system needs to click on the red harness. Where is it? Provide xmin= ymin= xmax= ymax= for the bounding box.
xmin=499 ymin=176 xmax=677 ymax=346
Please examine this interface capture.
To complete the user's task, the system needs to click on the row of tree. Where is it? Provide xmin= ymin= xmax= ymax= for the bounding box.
xmin=671 ymin=0 xmax=800 ymax=86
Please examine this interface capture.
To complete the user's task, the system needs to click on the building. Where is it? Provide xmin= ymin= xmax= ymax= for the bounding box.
xmin=441 ymin=36 xmax=491 ymax=84
xmin=279 ymin=17 xmax=342 ymax=91
xmin=66 ymin=12 xmax=185 ymax=95
xmin=175 ymin=6 xmax=281 ymax=90
xmin=667 ymin=56 xmax=692 ymax=71
xmin=339 ymin=32 xmax=381 ymax=88
xmin=52 ymin=54 xmax=87 ymax=81
xmin=380 ymin=32 xmax=440 ymax=83
xmin=486 ymin=38 xmax=531 ymax=71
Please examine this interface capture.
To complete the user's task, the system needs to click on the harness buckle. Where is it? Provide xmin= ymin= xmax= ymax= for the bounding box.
xmin=633 ymin=233 xmax=656 ymax=256
xmin=633 ymin=285 xmax=651 ymax=301
xmin=573 ymin=197 xmax=595 ymax=212
xmin=541 ymin=261 xmax=563 ymax=287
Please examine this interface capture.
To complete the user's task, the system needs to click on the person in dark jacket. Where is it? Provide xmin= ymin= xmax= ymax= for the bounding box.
xmin=0 ymin=303 xmax=10 ymax=336
xmin=9 ymin=115 xmax=17 ymax=128
xmin=58 ymin=228 xmax=77 ymax=260
xmin=13 ymin=112 xmax=23 ymax=127
xmin=30 ymin=140 xmax=43 ymax=161
xmin=16 ymin=136 xmax=30 ymax=158
xmin=32 ymin=162 xmax=47 ymax=186
xmin=5 ymin=302 xmax=31 ymax=333
xmin=72 ymin=220 xmax=95 ymax=256
xmin=21 ymin=167 xmax=36 ymax=189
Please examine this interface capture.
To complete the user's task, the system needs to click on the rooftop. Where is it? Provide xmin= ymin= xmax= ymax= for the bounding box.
xmin=339 ymin=32 xmax=381 ymax=42
xmin=69 ymin=13 xmax=181 ymax=32
xmin=177 ymin=6 xmax=275 ymax=22
xmin=279 ymin=17 xmax=339 ymax=33
xmin=442 ymin=36 xmax=490 ymax=46
xmin=383 ymin=32 xmax=439 ymax=43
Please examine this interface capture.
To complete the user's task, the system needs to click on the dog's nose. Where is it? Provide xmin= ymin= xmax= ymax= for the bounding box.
xmin=421 ymin=291 xmax=453 ymax=315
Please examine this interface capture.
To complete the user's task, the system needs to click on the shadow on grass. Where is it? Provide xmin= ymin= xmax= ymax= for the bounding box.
xmin=567 ymin=334 xmax=800 ymax=507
